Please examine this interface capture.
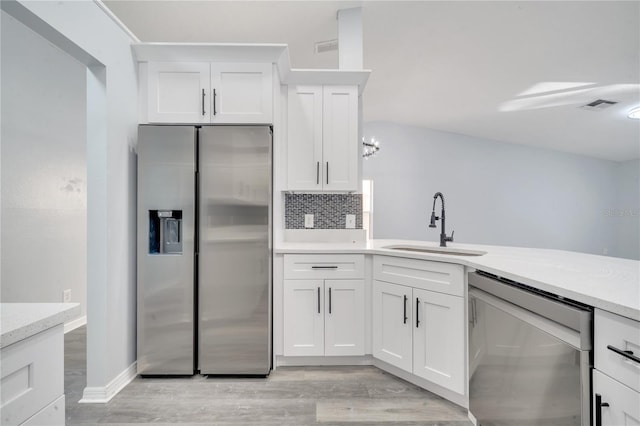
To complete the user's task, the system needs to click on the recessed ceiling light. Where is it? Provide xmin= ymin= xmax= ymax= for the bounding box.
xmin=628 ymin=106 xmax=640 ymax=119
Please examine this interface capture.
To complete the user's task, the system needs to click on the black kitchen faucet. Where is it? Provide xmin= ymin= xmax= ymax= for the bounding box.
xmin=429 ymin=192 xmax=454 ymax=247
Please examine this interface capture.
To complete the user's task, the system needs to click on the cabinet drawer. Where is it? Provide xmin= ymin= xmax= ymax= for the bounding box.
xmin=284 ymin=254 xmax=364 ymax=279
xmin=595 ymin=309 xmax=640 ymax=393
xmin=373 ymin=255 xmax=464 ymax=296
xmin=0 ymin=325 xmax=64 ymax=426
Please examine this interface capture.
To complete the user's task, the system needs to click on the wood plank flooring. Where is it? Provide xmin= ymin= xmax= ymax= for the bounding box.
xmin=65 ymin=327 xmax=471 ymax=425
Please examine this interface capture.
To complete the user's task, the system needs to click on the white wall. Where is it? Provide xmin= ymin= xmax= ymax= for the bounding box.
xmin=2 ymin=0 xmax=139 ymax=395
xmin=1 ymin=11 xmax=87 ymax=319
xmin=363 ymin=121 xmax=638 ymax=259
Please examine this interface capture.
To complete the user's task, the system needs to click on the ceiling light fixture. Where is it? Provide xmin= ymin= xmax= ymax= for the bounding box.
xmin=628 ymin=106 xmax=640 ymax=119
xmin=362 ymin=137 xmax=380 ymax=158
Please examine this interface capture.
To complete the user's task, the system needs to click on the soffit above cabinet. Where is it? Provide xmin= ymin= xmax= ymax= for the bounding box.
xmin=132 ymin=43 xmax=370 ymax=93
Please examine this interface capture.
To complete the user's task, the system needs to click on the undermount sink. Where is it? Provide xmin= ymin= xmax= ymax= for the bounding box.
xmin=383 ymin=245 xmax=487 ymax=256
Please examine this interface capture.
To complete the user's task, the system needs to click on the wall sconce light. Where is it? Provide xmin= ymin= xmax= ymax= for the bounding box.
xmin=628 ymin=106 xmax=640 ymax=119
xmin=362 ymin=137 xmax=380 ymax=158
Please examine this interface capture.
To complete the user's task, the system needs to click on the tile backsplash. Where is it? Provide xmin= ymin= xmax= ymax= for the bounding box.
xmin=285 ymin=193 xmax=363 ymax=229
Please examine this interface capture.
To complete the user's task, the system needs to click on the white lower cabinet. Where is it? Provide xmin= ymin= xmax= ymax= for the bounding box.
xmin=412 ymin=288 xmax=464 ymax=394
xmin=0 ymin=325 xmax=65 ymax=426
xmin=283 ymin=280 xmax=324 ymax=356
xmin=372 ymin=280 xmax=413 ymax=371
xmin=284 ymin=279 xmax=364 ymax=357
xmin=372 ymin=256 xmax=465 ymax=397
xmin=594 ymin=370 xmax=640 ymax=425
xmin=283 ymin=255 xmax=365 ymax=358
xmin=372 ymin=280 xmax=465 ymax=394
xmin=593 ymin=308 xmax=640 ymax=426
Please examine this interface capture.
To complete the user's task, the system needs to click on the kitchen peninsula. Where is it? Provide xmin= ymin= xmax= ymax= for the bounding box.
xmin=1 ymin=303 xmax=80 ymax=426
xmin=274 ymin=238 xmax=640 ymax=423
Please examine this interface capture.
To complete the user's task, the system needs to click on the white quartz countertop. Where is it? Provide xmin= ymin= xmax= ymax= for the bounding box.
xmin=1 ymin=303 xmax=81 ymax=348
xmin=276 ymin=239 xmax=640 ymax=321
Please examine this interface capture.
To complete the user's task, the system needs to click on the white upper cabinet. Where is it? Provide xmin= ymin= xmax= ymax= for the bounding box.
xmin=211 ymin=63 xmax=273 ymax=123
xmin=147 ymin=62 xmax=210 ymax=124
xmin=144 ymin=62 xmax=273 ymax=124
xmin=286 ymin=86 xmax=323 ymax=190
xmin=287 ymin=85 xmax=359 ymax=191
xmin=322 ymin=86 xmax=359 ymax=191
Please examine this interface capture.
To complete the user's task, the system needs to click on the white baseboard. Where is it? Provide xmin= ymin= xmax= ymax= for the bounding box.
xmin=79 ymin=361 xmax=137 ymax=403
xmin=64 ymin=315 xmax=87 ymax=334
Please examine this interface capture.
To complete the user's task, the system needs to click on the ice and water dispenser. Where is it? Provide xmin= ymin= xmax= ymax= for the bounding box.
xmin=149 ymin=210 xmax=183 ymax=254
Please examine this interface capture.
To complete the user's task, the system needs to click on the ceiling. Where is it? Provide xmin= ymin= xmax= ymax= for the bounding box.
xmin=104 ymin=1 xmax=640 ymax=162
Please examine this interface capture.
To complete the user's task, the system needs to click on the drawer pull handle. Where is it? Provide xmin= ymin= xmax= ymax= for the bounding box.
xmin=416 ymin=298 xmax=420 ymax=328
xmin=317 ymin=287 xmax=321 ymax=314
xmin=311 ymin=266 xmax=338 ymax=269
xmin=607 ymin=344 xmax=640 ymax=364
xmin=595 ymin=393 xmax=609 ymax=426
xmin=329 ymin=287 xmax=332 ymax=314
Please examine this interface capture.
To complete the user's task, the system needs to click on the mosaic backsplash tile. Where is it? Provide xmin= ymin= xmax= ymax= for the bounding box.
xmin=285 ymin=193 xmax=363 ymax=229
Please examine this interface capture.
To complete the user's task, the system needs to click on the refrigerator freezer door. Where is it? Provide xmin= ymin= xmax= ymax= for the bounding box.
xmin=137 ymin=125 xmax=196 ymax=375
xmin=198 ymin=125 xmax=272 ymax=375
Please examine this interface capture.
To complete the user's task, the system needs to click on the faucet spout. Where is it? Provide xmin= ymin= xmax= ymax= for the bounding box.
xmin=429 ymin=192 xmax=454 ymax=247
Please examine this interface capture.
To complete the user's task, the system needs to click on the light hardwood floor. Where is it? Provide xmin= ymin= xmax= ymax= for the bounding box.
xmin=65 ymin=327 xmax=472 ymax=425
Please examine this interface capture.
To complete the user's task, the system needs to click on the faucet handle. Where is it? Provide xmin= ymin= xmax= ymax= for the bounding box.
xmin=447 ymin=230 xmax=455 ymax=242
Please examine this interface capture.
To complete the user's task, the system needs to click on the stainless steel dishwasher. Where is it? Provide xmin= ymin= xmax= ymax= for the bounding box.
xmin=468 ymin=271 xmax=593 ymax=426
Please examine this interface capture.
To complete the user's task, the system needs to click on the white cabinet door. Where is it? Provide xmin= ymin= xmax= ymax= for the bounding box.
xmin=147 ymin=62 xmax=210 ymax=123
xmin=287 ymin=85 xmax=323 ymax=190
xmin=594 ymin=369 xmax=640 ymax=426
xmin=211 ymin=63 xmax=273 ymax=124
xmin=372 ymin=280 xmax=413 ymax=372
xmin=322 ymin=86 xmax=359 ymax=191
xmin=413 ymin=288 xmax=465 ymax=394
xmin=283 ymin=280 xmax=324 ymax=356
xmin=324 ymin=280 xmax=365 ymax=356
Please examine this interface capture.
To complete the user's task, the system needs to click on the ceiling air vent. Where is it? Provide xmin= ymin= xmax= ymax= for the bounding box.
xmin=315 ymin=39 xmax=338 ymax=54
xmin=580 ymin=99 xmax=618 ymax=111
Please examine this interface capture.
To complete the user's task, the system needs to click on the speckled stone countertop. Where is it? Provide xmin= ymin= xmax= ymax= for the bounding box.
xmin=1 ymin=303 xmax=80 ymax=348
xmin=276 ymin=239 xmax=640 ymax=321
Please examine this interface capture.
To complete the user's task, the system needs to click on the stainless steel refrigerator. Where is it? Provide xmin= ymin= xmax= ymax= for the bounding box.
xmin=137 ymin=125 xmax=272 ymax=376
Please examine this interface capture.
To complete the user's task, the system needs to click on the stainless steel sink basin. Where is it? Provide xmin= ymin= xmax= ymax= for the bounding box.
xmin=383 ymin=245 xmax=487 ymax=256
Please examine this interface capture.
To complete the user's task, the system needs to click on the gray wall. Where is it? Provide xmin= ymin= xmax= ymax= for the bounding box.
xmin=612 ymin=159 xmax=640 ymax=259
xmin=1 ymin=10 xmax=87 ymax=317
xmin=363 ymin=121 xmax=639 ymax=259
